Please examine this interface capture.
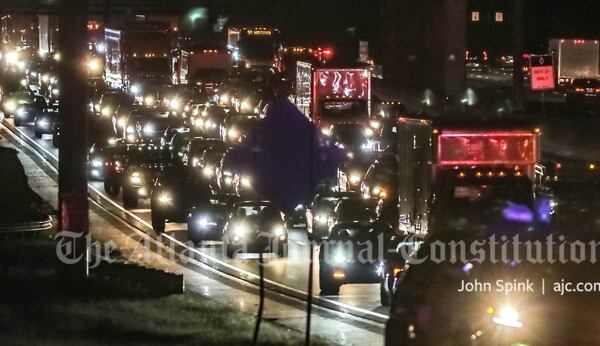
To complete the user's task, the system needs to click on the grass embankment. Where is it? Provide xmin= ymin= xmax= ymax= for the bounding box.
xmin=0 ymin=234 xmax=330 ymax=346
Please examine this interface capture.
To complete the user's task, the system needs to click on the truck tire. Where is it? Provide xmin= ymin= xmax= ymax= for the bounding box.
xmin=122 ymin=188 xmax=139 ymax=209
xmin=151 ymin=209 xmax=165 ymax=234
xmin=319 ymin=263 xmax=340 ymax=295
xmin=34 ymin=129 xmax=42 ymax=138
xmin=225 ymin=242 xmax=237 ymax=259
xmin=380 ymin=275 xmax=392 ymax=307
xmin=103 ymin=179 xmax=120 ymax=197
xmin=276 ymin=243 xmax=288 ymax=258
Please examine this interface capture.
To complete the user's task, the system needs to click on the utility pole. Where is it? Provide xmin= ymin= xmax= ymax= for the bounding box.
xmin=57 ymin=0 xmax=89 ymax=275
xmin=512 ymin=0 xmax=525 ymax=110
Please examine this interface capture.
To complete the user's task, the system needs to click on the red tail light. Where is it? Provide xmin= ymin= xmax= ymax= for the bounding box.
xmin=575 ymin=88 xmax=585 ymax=93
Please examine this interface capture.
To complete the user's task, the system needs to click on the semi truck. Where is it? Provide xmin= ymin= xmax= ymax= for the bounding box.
xmin=104 ymin=21 xmax=171 ymax=88
xmin=295 ymin=61 xmax=371 ymax=126
xmin=363 ymin=119 xmax=547 ymax=235
xmin=374 ymin=118 xmax=552 ymax=305
xmin=173 ymin=46 xmax=232 ymax=93
xmin=227 ymin=27 xmax=281 ymax=69
xmin=549 ymin=39 xmax=599 ymax=87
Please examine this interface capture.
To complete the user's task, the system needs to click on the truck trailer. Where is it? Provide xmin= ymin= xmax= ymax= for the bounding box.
xmin=549 ymin=39 xmax=599 ymax=87
xmin=295 ymin=61 xmax=371 ymax=127
xmin=104 ymin=21 xmax=171 ymax=88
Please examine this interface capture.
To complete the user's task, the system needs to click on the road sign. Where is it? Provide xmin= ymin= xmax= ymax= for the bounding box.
xmin=530 ymin=54 xmax=555 ymax=90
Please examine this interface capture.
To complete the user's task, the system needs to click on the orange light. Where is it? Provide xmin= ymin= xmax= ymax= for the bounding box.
xmin=515 ymin=171 xmax=522 ymax=177
xmin=487 ymin=171 xmax=494 ymax=177
xmin=392 ymin=268 xmax=402 ymax=276
xmin=487 ymin=307 xmax=495 ymax=315
xmin=590 ymin=163 xmax=597 ymax=170
xmin=458 ymin=172 xmax=465 ymax=178
xmin=476 ymin=172 xmax=482 ymax=177
xmin=575 ymin=88 xmax=585 ymax=93
xmin=534 ymin=128 xmax=541 ymax=134
xmin=333 ymin=271 xmax=345 ymax=279
xmin=498 ymin=171 xmax=506 ymax=177
xmin=555 ymin=163 xmax=562 ymax=169
xmin=432 ymin=129 xmax=439 ymax=134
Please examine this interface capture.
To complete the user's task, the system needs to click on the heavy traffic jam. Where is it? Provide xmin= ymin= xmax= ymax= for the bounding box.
xmin=1 ymin=8 xmax=600 ymax=346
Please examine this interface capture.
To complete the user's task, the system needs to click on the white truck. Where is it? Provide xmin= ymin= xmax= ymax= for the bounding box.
xmin=549 ymin=39 xmax=599 ymax=87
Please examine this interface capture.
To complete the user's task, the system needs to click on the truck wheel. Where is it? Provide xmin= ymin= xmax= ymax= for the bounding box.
xmin=34 ymin=129 xmax=42 ymax=139
xmin=152 ymin=209 xmax=165 ymax=234
xmin=104 ymin=179 xmax=120 ymax=197
xmin=380 ymin=276 xmax=392 ymax=307
xmin=122 ymin=188 xmax=139 ymax=209
xmin=14 ymin=118 xmax=22 ymax=127
xmin=277 ymin=243 xmax=288 ymax=257
xmin=319 ymin=263 xmax=340 ymax=295
xmin=225 ymin=242 xmax=237 ymax=259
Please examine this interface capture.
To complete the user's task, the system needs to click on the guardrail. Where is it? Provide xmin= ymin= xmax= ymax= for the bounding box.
xmin=1 ymin=119 xmax=389 ymax=324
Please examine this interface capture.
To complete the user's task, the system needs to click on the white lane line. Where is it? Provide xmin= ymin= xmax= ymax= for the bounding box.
xmin=4 ymin=121 xmax=389 ymax=322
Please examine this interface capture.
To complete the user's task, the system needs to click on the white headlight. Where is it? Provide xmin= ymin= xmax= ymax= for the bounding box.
xmin=101 ymin=107 xmax=111 ymax=117
xmin=241 ymin=176 xmax=251 ymax=187
xmin=227 ymin=128 xmax=239 ymax=140
xmin=492 ymin=307 xmax=523 ymax=329
xmin=126 ymin=126 xmax=135 ymax=134
xmin=130 ymin=175 xmax=142 ymax=184
xmin=91 ymin=159 xmax=102 ymax=168
xmin=143 ymin=124 xmax=154 ymax=135
xmin=203 ymin=166 xmax=214 ymax=177
xmin=233 ymin=224 xmax=247 ymax=237
xmin=315 ymin=214 xmax=328 ymax=225
xmin=240 ymin=100 xmax=251 ymax=111
xmin=130 ymin=85 xmax=140 ymax=94
xmin=107 ymin=138 xmax=116 ymax=145
xmin=38 ymin=119 xmax=49 ymax=127
xmin=349 ymin=174 xmax=361 ymax=185
xmin=334 ymin=253 xmax=347 ymax=264
xmin=158 ymin=194 xmax=172 ymax=204
xmin=4 ymin=101 xmax=16 ymax=112
xmin=273 ymin=225 xmax=285 ymax=237
xmin=170 ymin=99 xmax=180 ymax=110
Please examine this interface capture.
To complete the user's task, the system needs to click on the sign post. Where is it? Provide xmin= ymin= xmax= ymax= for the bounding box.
xmin=530 ymin=54 xmax=555 ymax=117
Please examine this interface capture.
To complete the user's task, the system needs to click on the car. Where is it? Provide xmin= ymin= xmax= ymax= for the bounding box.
xmin=183 ymin=137 xmax=226 ymax=168
xmin=33 ymin=107 xmax=59 ymax=138
xmin=161 ymin=127 xmax=193 ymax=162
xmin=87 ymin=143 xmax=124 ymax=182
xmin=223 ymin=201 xmax=288 ymax=258
xmin=327 ymin=196 xmax=377 ymax=235
xmin=189 ymin=104 xmax=229 ymax=138
xmin=187 ymin=194 xmax=240 ymax=244
xmin=150 ymin=170 xmax=212 ymax=234
xmin=12 ymin=93 xmax=47 ymax=126
xmin=123 ymin=107 xmax=181 ymax=143
xmin=319 ymin=221 xmax=394 ymax=295
xmin=196 ymin=145 xmax=228 ymax=188
xmin=98 ymin=89 xmax=134 ymax=118
xmin=215 ymin=148 xmax=238 ymax=194
xmin=119 ymin=144 xmax=178 ymax=208
xmin=306 ymin=190 xmax=360 ymax=240
xmin=566 ymin=78 xmax=600 ymax=104
xmin=221 ymin=112 xmax=260 ymax=144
